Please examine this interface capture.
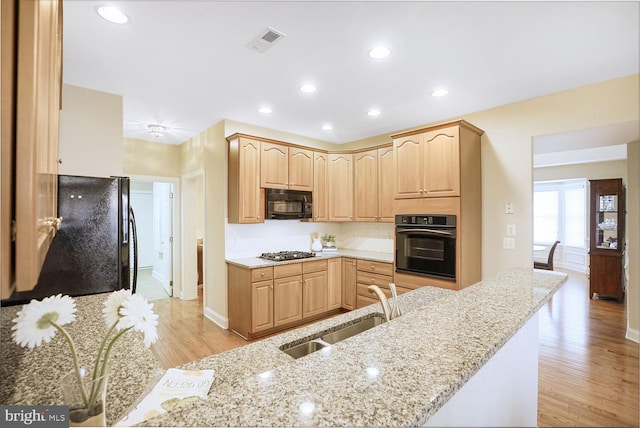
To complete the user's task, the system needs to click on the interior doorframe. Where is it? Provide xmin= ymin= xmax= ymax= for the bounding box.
xmin=128 ymin=174 xmax=181 ymax=298
xmin=181 ymin=169 xmax=205 ymax=301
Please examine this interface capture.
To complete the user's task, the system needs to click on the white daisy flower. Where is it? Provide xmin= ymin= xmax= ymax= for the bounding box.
xmin=11 ymin=294 xmax=77 ymax=349
xmin=119 ymin=293 xmax=159 ymax=348
xmin=102 ymin=289 xmax=132 ymax=329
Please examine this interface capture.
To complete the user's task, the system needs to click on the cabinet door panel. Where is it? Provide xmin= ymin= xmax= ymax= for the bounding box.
xmin=423 ymin=127 xmax=460 ymax=197
xmin=15 ymin=0 xmax=61 ymax=291
xmin=260 ymin=142 xmax=288 ymax=189
xmin=341 ymin=258 xmax=357 ymax=310
xmin=313 ymin=152 xmax=329 ymax=222
xmin=251 ymin=280 xmax=273 ymax=332
xmin=327 ymin=258 xmax=342 ymax=310
xmin=377 ymin=146 xmax=394 ymax=222
xmin=328 ymin=153 xmax=353 ymax=221
xmin=1 ymin=0 xmax=17 ymax=298
xmin=239 ymin=138 xmax=263 ymax=223
xmin=354 ymin=150 xmax=378 ymax=222
xmin=393 ymin=136 xmax=423 ymax=199
xmin=289 ymin=147 xmax=313 ymax=190
xmin=303 ymin=271 xmax=327 ymax=318
xmin=274 ymin=276 xmax=303 ymax=326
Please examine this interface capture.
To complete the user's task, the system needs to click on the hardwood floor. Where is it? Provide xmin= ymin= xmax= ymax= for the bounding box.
xmin=150 ymin=272 xmax=639 ymax=427
xmin=538 ymin=269 xmax=638 ymax=427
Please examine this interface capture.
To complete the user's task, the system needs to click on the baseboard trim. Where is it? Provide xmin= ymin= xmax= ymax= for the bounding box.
xmin=626 ymin=324 xmax=639 ymax=343
xmin=204 ymin=306 xmax=229 ymax=330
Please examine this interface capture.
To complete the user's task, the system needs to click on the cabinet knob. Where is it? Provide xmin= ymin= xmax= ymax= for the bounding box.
xmin=58 ymin=158 xmax=63 ymax=164
xmin=257 ymin=215 xmax=261 ymax=219
xmin=371 ymin=265 xmax=375 ymax=270
xmin=261 ymin=272 xmax=265 ymax=277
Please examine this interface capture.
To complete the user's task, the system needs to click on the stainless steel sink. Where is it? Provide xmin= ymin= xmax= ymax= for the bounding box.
xmin=281 ymin=339 xmax=329 ymax=359
xmin=321 ymin=314 xmax=385 ymax=344
xmin=280 ymin=314 xmax=385 ymax=359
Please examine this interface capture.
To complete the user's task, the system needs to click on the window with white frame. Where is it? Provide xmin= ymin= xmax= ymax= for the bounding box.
xmin=533 ymin=179 xmax=587 ymax=248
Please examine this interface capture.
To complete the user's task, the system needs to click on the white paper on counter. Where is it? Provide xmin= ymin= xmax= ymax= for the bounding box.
xmin=114 ymin=368 xmax=214 ymax=427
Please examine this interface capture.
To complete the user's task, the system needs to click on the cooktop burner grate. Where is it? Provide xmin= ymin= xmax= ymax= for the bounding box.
xmin=259 ymin=251 xmax=316 ymax=261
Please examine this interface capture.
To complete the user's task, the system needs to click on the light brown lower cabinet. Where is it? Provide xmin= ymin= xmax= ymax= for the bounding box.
xmin=228 ymin=259 xmax=335 ymax=340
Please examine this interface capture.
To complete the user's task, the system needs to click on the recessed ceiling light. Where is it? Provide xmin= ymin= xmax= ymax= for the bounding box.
xmin=367 ymin=109 xmax=381 ymax=116
xmin=258 ymin=107 xmax=272 ymax=114
xmin=300 ymin=84 xmax=317 ymax=93
xmin=368 ymin=46 xmax=390 ymax=59
xmin=432 ymin=89 xmax=449 ymax=97
xmin=97 ymin=6 xmax=128 ymax=24
xmin=321 ymin=124 xmax=333 ymax=131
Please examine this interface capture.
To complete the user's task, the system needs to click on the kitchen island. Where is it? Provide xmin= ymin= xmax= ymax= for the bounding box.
xmin=137 ymin=268 xmax=567 ymax=427
xmin=0 ymin=293 xmax=164 ymax=426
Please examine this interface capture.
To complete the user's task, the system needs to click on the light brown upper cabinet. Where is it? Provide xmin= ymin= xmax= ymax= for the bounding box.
xmin=354 ymin=145 xmax=394 ymax=222
xmin=328 ymin=153 xmax=353 ymax=221
xmin=392 ymin=121 xmax=483 ymax=200
xmin=228 ymin=136 xmax=264 ymax=224
xmin=2 ymin=0 xmax=63 ymax=298
xmin=313 ymin=151 xmax=329 ymax=222
xmin=260 ymin=142 xmax=313 ymax=191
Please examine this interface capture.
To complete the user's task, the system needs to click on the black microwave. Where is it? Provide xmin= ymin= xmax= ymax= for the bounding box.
xmin=266 ymin=188 xmax=313 ymax=220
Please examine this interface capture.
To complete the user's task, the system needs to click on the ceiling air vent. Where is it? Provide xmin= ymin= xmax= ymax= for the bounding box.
xmin=247 ymin=26 xmax=286 ymax=53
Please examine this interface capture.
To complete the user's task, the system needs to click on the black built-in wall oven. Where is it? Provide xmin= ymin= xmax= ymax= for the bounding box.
xmin=395 ymin=214 xmax=456 ymax=280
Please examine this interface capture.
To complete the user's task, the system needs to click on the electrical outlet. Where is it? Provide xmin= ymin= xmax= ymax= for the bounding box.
xmin=503 ymin=237 xmax=515 ymax=249
xmin=506 ymin=224 xmax=516 ymax=236
xmin=505 ymin=202 xmax=514 ymax=214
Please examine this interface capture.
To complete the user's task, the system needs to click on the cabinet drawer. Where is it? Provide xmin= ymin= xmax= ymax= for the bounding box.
xmin=251 ymin=267 xmax=273 ymax=282
xmin=357 ymin=282 xmax=392 ymax=299
xmin=356 ymin=259 xmax=393 ymax=276
xmin=356 ymin=295 xmax=380 ymax=310
xmin=274 ymin=262 xmax=303 ymax=278
xmin=303 ymin=259 xmax=327 ymax=273
xmin=356 ymin=271 xmax=393 ymax=288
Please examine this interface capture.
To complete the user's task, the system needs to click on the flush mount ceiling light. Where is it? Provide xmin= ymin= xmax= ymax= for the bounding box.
xmin=367 ymin=109 xmax=381 ymax=116
xmin=431 ymin=89 xmax=449 ymax=97
xmin=147 ymin=124 xmax=166 ymax=138
xmin=97 ymin=6 xmax=128 ymax=24
xmin=321 ymin=124 xmax=333 ymax=131
xmin=368 ymin=46 xmax=390 ymax=59
xmin=300 ymin=84 xmax=317 ymax=93
xmin=258 ymin=107 xmax=272 ymax=114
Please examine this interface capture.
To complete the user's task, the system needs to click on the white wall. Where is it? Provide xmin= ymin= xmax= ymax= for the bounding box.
xmin=59 ymin=84 xmax=123 ymax=177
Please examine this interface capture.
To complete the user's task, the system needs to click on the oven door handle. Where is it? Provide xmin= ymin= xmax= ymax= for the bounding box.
xmin=396 ymin=228 xmax=456 ymax=237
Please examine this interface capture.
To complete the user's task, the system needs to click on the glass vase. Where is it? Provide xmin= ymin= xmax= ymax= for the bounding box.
xmin=60 ymin=369 xmax=108 ymax=427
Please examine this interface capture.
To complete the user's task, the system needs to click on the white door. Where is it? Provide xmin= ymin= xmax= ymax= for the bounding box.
xmin=153 ymin=182 xmax=174 ymax=296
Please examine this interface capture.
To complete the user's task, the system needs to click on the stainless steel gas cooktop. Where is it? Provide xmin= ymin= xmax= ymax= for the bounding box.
xmin=259 ymin=251 xmax=316 ymax=261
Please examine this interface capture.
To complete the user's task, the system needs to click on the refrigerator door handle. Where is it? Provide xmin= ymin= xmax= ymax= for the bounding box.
xmin=129 ymin=207 xmax=139 ymax=294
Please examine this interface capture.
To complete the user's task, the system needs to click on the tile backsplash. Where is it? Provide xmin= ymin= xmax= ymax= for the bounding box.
xmin=225 ymin=220 xmax=394 ymax=258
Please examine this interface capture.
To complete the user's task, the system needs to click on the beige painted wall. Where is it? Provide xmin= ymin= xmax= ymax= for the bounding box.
xmin=59 ymin=84 xmax=123 ymax=177
xmin=123 ymin=138 xmax=181 ymax=177
xmin=627 ymin=141 xmax=639 ymax=337
xmin=534 ymin=160 xmax=627 ymax=182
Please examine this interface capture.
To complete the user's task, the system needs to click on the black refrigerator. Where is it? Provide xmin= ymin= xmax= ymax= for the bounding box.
xmin=2 ymin=175 xmax=138 ymax=306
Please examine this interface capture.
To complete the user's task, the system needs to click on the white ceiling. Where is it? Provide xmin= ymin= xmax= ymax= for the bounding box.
xmin=63 ymin=1 xmax=639 ymax=147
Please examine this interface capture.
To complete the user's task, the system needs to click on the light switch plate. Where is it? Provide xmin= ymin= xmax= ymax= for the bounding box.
xmin=506 ymin=224 xmax=516 ymax=236
xmin=503 ymin=237 xmax=515 ymax=249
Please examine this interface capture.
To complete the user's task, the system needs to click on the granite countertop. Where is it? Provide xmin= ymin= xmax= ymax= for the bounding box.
xmin=226 ymin=248 xmax=394 ymax=268
xmin=140 ymin=268 xmax=567 ymax=427
xmin=0 ymin=293 xmax=163 ymax=426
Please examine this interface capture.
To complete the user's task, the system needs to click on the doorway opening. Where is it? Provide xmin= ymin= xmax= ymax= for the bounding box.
xmin=181 ymin=170 xmax=204 ymax=302
xmin=130 ymin=179 xmax=175 ymax=301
